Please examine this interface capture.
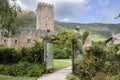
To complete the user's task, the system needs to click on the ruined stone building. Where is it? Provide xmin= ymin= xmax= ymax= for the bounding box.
xmin=105 ymin=33 xmax=120 ymax=46
xmin=0 ymin=2 xmax=54 ymax=49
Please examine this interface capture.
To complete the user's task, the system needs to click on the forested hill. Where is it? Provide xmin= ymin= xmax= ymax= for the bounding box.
xmin=17 ymin=11 xmax=120 ymax=41
xmin=55 ymin=21 xmax=120 ymax=39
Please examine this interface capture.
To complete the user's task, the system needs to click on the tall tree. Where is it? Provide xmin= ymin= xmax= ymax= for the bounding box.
xmin=0 ymin=0 xmax=20 ymax=37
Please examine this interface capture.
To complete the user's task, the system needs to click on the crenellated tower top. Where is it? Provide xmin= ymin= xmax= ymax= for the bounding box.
xmin=37 ymin=2 xmax=54 ymax=10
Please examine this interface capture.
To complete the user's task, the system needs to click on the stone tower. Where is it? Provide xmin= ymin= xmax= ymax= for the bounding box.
xmin=36 ymin=2 xmax=54 ymax=31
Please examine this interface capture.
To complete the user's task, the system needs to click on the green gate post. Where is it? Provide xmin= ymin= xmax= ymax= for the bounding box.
xmin=71 ymin=27 xmax=82 ymax=74
xmin=44 ymin=29 xmax=54 ymax=73
xmin=71 ymin=39 xmax=75 ymax=74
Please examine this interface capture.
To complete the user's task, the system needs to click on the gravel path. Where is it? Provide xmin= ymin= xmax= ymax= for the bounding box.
xmin=37 ymin=66 xmax=72 ymax=80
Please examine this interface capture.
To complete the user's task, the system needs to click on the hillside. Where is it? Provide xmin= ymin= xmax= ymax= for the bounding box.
xmin=17 ymin=11 xmax=120 ymax=41
xmin=17 ymin=11 xmax=36 ymax=28
xmin=55 ymin=21 xmax=120 ymax=41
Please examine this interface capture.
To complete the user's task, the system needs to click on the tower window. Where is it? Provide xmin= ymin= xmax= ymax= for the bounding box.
xmin=4 ymin=39 xmax=6 ymax=43
xmin=27 ymin=37 xmax=32 ymax=43
xmin=15 ymin=40 xmax=18 ymax=44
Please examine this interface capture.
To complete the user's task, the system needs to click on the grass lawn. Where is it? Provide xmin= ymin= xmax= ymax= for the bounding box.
xmin=0 ymin=75 xmax=36 ymax=80
xmin=54 ymin=59 xmax=71 ymax=71
xmin=92 ymin=34 xmax=106 ymax=42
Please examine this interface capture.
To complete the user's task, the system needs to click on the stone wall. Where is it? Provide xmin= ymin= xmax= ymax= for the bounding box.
xmin=0 ymin=28 xmax=45 ymax=49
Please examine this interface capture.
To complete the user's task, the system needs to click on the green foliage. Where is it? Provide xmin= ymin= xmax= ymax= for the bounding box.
xmin=116 ymin=45 xmax=120 ymax=60
xmin=0 ymin=0 xmax=20 ymax=37
xmin=74 ymin=59 xmax=96 ymax=80
xmin=104 ymin=61 xmax=119 ymax=75
xmin=0 ymin=75 xmax=36 ymax=80
xmin=82 ymin=30 xmax=89 ymax=44
xmin=0 ymin=47 xmax=21 ymax=64
xmin=0 ymin=41 xmax=45 ymax=77
xmin=21 ymin=47 xmax=33 ymax=62
xmin=106 ymin=72 xmax=120 ymax=80
xmin=115 ymin=14 xmax=120 ymax=19
xmin=67 ymin=75 xmax=79 ymax=80
xmin=27 ymin=64 xmax=45 ymax=77
xmin=0 ymin=41 xmax=44 ymax=64
xmin=53 ymin=30 xmax=75 ymax=48
xmin=92 ymin=72 xmax=106 ymax=80
xmin=20 ymin=41 xmax=44 ymax=64
xmin=0 ymin=62 xmax=45 ymax=77
xmin=89 ymin=45 xmax=106 ymax=59
xmin=103 ymin=46 xmax=120 ymax=75
xmin=31 ymin=41 xmax=44 ymax=64
xmin=54 ymin=48 xmax=70 ymax=59
xmin=69 ymin=44 xmax=120 ymax=80
xmin=9 ymin=62 xmax=31 ymax=76
xmin=0 ymin=65 xmax=9 ymax=75
xmin=17 ymin=11 xmax=36 ymax=28
xmin=52 ymin=30 xmax=80 ymax=59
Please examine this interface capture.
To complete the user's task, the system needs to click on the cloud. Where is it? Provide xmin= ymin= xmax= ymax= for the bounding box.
xmin=98 ymin=0 xmax=109 ymax=7
xmin=9 ymin=0 xmax=91 ymax=22
xmin=101 ymin=8 xmax=119 ymax=23
xmin=17 ymin=0 xmax=28 ymax=10
xmin=39 ymin=0 xmax=87 ymax=4
xmin=8 ymin=0 xmax=29 ymax=10
xmin=55 ymin=1 xmax=91 ymax=22
xmin=62 ymin=18 xmax=71 ymax=22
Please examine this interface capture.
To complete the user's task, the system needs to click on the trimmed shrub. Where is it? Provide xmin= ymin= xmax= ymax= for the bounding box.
xmin=0 ymin=47 xmax=21 ymax=64
xmin=88 ymin=45 xmax=106 ymax=59
xmin=74 ymin=59 xmax=96 ymax=80
xmin=21 ymin=47 xmax=33 ymax=63
xmin=0 ymin=41 xmax=45 ymax=77
xmin=0 ymin=62 xmax=45 ymax=77
xmin=21 ymin=41 xmax=44 ymax=64
xmin=27 ymin=64 xmax=45 ymax=77
xmin=0 ymin=41 xmax=44 ymax=64
xmin=9 ymin=62 xmax=31 ymax=76
xmin=0 ymin=64 xmax=9 ymax=75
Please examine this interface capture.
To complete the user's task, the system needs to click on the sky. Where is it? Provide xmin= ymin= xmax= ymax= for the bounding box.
xmin=9 ymin=0 xmax=120 ymax=23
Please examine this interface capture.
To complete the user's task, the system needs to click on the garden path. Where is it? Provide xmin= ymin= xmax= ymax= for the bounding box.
xmin=37 ymin=66 xmax=72 ymax=80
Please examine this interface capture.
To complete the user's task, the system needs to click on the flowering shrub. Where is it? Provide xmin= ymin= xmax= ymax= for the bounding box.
xmin=74 ymin=59 xmax=96 ymax=80
xmin=69 ymin=44 xmax=120 ymax=80
xmin=87 ymin=60 xmax=93 ymax=65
